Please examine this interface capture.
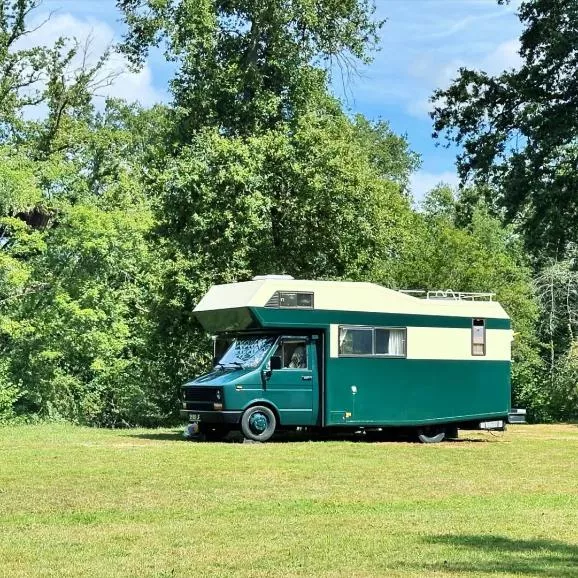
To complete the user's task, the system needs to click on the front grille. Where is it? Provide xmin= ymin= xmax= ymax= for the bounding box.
xmin=182 ymin=386 xmax=222 ymax=411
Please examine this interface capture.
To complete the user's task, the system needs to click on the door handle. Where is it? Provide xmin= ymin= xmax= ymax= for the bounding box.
xmin=301 ymin=375 xmax=312 ymax=381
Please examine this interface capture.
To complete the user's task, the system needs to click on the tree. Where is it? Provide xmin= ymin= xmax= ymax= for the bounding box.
xmin=0 ymin=0 xmax=50 ymax=128
xmin=0 ymin=97 xmax=169 ymax=425
xmin=6 ymin=200 xmax=159 ymax=425
xmin=139 ymin=111 xmax=419 ymax=410
xmin=0 ymin=1 xmax=170 ymax=424
xmin=118 ymin=0 xmax=383 ymax=136
xmin=113 ymin=0 xmax=424 ymax=414
xmin=431 ymin=0 xmax=578 ymax=257
xmin=533 ymin=251 xmax=578 ymax=420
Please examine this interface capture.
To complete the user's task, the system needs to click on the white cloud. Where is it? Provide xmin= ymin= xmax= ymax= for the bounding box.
xmin=14 ymin=12 xmax=166 ymax=115
xmin=404 ymin=38 xmax=521 ymax=119
xmin=410 ymin=170 xmax=460 ymax=203
xmin=480 ymin=39 xmax=522 ymax=74
xmin=406 ymin=97 xmax=433 ymax=119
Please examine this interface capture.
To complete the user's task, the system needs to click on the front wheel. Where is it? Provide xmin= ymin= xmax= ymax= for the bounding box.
xmin=241 ymin=406 xmax=277 ymax=442
xmin=417 ymin=426 xmax=446 ymax=444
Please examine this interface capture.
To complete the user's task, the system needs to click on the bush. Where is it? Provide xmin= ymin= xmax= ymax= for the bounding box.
xmin=549 ymin=345 xmax=578 ymax=421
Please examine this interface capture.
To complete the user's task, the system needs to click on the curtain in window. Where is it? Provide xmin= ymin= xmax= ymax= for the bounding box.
xmin=388 ymin=329 xmax=405 ymax=355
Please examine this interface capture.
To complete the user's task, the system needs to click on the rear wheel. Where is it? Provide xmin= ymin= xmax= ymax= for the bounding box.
xmin=241 ymin=405 xmax=277 ymax=442
xmin=417 ymin=426 xmax=446 ymax=444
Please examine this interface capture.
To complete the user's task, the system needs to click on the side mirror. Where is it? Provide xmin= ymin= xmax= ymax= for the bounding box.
xmin=270 ymin=356 xmax=282 ymax=370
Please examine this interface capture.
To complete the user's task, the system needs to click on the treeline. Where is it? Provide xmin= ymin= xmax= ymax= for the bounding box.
xmin=0 ymin=0 xmax=575 ymax=426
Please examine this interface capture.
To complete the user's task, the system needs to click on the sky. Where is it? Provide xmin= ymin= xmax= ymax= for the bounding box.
xmin=27 ymin=0 xmax=523 ymax=201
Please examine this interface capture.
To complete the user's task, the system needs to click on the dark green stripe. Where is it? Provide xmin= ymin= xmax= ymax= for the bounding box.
xmin=253 ymin=308 xmax=511 ymax=330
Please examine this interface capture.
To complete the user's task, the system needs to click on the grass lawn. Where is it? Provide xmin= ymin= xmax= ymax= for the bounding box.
xmin=0 ymin=424 xmax=577 ymax=577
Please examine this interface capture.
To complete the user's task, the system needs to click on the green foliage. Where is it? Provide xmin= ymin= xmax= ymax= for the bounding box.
xmin=6 ymin=201 xmax=159 ymax=426
xmin=549 ymin=343 xmax=578 ymax=421
xmin=141 ymin=109 xmax=418 ymax=415
xmin=0 ymin=148 xmax=42 ymax=212
xmin=532 ymin=253 xmax=578 ymax=420
xmin=0 ymin=362 xmax=19 ymax=424
xmin=431 ymin=0 xmax=578 ymax=257
xmin=0 ymin=0 xmax=53 ymax=127
xmin=119 ymin=0 xmax=383 ymax=135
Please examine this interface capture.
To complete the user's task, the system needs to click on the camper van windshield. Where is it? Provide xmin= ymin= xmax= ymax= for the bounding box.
xmin=216 ymin=336 xmax=276 ymax=369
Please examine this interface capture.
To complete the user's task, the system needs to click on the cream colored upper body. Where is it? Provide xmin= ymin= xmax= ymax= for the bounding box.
xmin=194 ymin=278 xmax=510 ymax=320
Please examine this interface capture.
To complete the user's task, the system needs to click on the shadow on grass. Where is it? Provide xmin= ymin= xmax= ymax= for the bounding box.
xmin=127 ymin=430 xmax=363 ymax=443
xmin=128 ymin=431 xmax=186 ymax=442
xmin=419 ymin=534 xmax=578 ymax=577
xmin=128 ymin=429 xmax=496 ymax=444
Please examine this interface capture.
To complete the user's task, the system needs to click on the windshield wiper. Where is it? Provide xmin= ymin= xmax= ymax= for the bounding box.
xmin=215 ymin=361 xmax=244 ymax=369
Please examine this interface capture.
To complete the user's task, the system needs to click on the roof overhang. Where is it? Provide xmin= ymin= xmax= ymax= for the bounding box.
xmin=194 ymin=279 xmax=510 ymax=320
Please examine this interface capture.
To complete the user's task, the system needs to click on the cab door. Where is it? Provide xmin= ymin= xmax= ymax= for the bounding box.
xmin=265 ymin=337 xmax=319 ymax=425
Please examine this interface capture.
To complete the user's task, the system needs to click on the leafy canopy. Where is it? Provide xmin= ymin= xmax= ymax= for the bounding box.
xmin=118 ymin=0 xmax=383 ymax=134
xmin=431 ymin=0 xmax=578 ymax=256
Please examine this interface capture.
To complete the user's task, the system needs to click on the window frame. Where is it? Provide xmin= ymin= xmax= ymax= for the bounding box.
xmin=338 ymin=325 xmax=407 ymax=358
xmin=278 ymin=291 xmax=314 ymax=309
xmin=271 ymin=338 xmax=310 ymax=370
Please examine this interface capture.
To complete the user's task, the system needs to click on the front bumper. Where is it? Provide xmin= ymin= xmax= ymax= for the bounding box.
xmin=180 ymin=410 xmax=242 ymax=425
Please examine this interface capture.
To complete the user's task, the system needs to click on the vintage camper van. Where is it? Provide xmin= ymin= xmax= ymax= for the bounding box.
xmin=181 ymin=276 xmax=513 ymax=442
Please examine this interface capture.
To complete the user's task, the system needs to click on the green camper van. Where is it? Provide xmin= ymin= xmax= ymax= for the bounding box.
xmin=181 ymin=276 xmax=513 ymax=442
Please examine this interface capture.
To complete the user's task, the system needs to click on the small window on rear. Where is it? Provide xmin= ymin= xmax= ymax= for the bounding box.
xmin=472 ymin=318 xmax=486 ymax=356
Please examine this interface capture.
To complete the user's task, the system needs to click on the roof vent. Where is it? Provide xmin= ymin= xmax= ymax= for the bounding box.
xmin=252 ymin=274 xmax=295 ymax=281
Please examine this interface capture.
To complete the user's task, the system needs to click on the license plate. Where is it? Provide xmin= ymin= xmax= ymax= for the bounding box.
xmin=189 ymin=414 xmax=201 ymax=422
xmin=480 ymin=420 xmax=504 ymax=430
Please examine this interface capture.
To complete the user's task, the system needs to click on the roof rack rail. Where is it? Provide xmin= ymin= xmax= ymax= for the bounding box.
xmin=426 ymin=290 xmax=495 ymax=302
xmin=252 ymin=274 xmax=295 ymax=281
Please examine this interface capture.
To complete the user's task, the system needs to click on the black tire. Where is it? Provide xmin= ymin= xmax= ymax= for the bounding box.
xmin=241 ymin=405 xmax=277 ymax=442
xmin=417 ymin=426 xmax=446 ymax=444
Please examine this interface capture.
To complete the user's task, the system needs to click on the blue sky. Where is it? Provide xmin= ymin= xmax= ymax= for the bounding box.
xmin=29 ymin=0 xmax=523 ymax=200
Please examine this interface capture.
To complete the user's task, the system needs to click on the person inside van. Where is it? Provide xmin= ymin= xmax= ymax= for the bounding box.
xmin=288 ymin=343 xmax=306 ymax=368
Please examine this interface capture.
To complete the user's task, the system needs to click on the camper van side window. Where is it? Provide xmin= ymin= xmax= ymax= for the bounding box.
xmin=338 ymin=327 xmax=373 ymax=355
xmin=338 ymin=326 xmax=406 ymax=357
xmin=472 ymin=318 xmax=486 ymax=356
xmin=375 ymin=328 xmax=406 ymax=356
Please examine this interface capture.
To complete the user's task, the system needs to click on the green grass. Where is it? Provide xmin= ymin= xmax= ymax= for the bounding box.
xmin=0 ymin=425 xmax=577 ymax=577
